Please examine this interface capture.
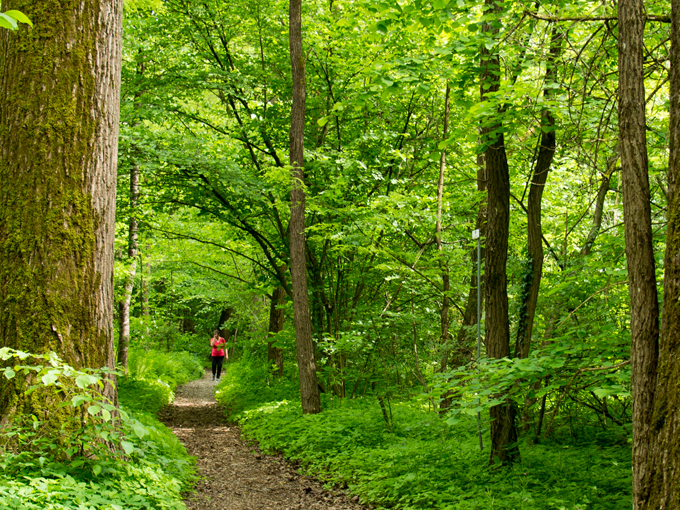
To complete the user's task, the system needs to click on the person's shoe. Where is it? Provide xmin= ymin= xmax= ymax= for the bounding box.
xmin=216 ymin=377 xmax=221 ymax=383
xmin=212 ymin=375 xmax=215 ymax=382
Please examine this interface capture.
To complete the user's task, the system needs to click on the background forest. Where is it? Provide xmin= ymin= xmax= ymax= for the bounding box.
xmin=0 ymin=0 xmax=676 ymax=508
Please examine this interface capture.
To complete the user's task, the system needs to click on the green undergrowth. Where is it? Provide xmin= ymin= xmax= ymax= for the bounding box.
xmin=216 ymin=360 xmax=631 ymax=510
xmin=0 ymin=348 xmax=201 ymax=510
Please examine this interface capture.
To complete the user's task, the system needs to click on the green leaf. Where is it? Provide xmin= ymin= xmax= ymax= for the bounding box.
xmin=71 ymin=394 xmax=90 ymax=407
xmin=87 ymin=405 xmax=101 ymax=416
xmin=121 ymin=440 xmax=135 ymax=455
xmin=317 ymin=116 xmax=329 ymax=127
xmin=4 ymin=10 xmax=32 ymax=27
xmin=133 ymin=422 xmax=149 ymax=439
xmin=0 ymin=13 xmax=18 ymax=30
xmin=41 ymin=372 xmax=58 ymax=385
xmin=76 ymin=374 xmax=95 ymax=389
xmin=92 ymin=464 xmax=102 ymax=476
xmin=3 ymin=368 xmax=15 ymax=379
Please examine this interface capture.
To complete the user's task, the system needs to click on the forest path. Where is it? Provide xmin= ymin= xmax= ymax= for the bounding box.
xmin=157 ymin=370 xmax=367 ymax=510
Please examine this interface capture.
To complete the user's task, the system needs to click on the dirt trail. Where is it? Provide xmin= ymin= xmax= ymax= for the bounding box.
xmin=157 ymin=371 xmax=368 ymax=510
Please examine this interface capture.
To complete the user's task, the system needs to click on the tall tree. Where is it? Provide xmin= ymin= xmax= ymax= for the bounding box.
xmin=618 ymin=0 xmax=680 ymax=506
xmin=480 ymin=0 xmax=519 ymax=465
xmin=289 ymin=0 xmax=321 ymax=414
xmin=514 ymin=25 xmax=562 ymax=360
xmin=0 ymin=0 xmax=123 ymax=417
xmin=618 ymin=0 xmax=660 ymax=506
xmin=645 ymin=0 xmax=680 ymax=504
xmin=117 ymin=57 xmax=145 ymax=373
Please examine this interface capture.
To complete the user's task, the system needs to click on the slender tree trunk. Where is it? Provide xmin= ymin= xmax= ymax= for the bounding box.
xmin=267 ymin=286 xmax=286 ymax=377
xmin=480 ymin=0 xmax=519 ymax=465
xmin=641 ymin=0 xmax=680 ymax=506
xmin=514 ymin=26 xmax=562 ymax=360
xmin=117 ymin=60 xmax=145 ymax=373
xmin=618 ymin=1 xmax=661 ymax=506
xmin=117 ymin=163 xmax=139 ymax=373
xmin=289 ymin=0 xmax=320 ymax=414
xmin=437 ymin=84 xmax=452 ymax=371
xmin=0 ymin=0 xmax=123 ymax=419
xmin=141 ymin=242 xmax=150 ymax=317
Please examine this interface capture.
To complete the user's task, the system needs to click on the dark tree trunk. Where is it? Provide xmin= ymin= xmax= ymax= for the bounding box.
xmin=289 ymin=0 xmax=321 ymax=414
xmin=641 ymin=0 xmax=680 ymax=506
xmin=218 ymin=307 xmax=235 ymax=341
xmin=267 ymin=286 xmax=286 ymax=377
xmin=480 ymin=0 xmax=519 ymax=466
xmin=514 ymin=26 xmax=562 ymax=360
xmin=0 ymin=0 xmax=123 ymax=419
xmin=618 ymin=1 xmax=661 ymax=506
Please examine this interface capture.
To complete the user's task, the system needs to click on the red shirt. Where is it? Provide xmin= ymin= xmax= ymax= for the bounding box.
xmin=211 ymin=337 xmax=226 ymax=357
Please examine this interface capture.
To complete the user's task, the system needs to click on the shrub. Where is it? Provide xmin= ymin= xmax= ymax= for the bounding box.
xmin=0 ymin=348 xmax=196 ymax=510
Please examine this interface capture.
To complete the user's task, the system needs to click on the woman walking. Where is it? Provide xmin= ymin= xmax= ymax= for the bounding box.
xmin=210 ymin=330 xmax=227 ymax=382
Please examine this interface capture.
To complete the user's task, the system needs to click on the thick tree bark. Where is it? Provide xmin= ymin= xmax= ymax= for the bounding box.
xmin=480 ymin=0 xmax=519 ymax=466
xmin=642 ymin=0 xmax=680 ymax=506
xmin=289 ymin=0 xmax=321 ymax=414
xmin=618 ymin=0 xmax=661 ymax=506
xmin=267 ymin=286 xmax=286 ymax=377
xmin=0 ymin=0 xmax=123 ymax=418
xmin=514 ymin=26 xmax=562 ymax=360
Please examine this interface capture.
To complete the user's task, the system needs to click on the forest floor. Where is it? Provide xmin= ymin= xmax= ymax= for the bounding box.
xmin=157 ymin=371 xmax=369 ymax=510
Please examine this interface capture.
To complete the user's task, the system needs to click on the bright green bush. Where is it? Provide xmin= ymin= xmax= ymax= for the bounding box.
xmin=215 ymin=356 xmax=299 ymax=419
xmin=224 ymin=358 xmax=631 ymax=510
xmin=118 ymin=376 xmax=173 ymax=414
xmin=127 ymin=349 xmax=203 ymax=391
xmin=0 ymin=348 xmax=197 ymax=510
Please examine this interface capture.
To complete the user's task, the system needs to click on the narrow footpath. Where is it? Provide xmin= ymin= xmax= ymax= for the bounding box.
xmin=157 ymin=371 xmax=368 ymax=510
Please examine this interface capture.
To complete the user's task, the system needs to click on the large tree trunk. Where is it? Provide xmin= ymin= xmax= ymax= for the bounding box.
xmin=480 ymin=0 xmax=519 ymax=466
xmin=0 ymin=0 xmax=123 ymax=419
xmin=267 ymin=286 xmax=286 ymax=377
xmin=289 ymin=0 xmax=321 ymax=414
xmin=618 ymin=1 xmax=661 ymax=507
xmin=641 ymin=0 xmax=680 ymax=507
xmin=514 ymin=26 xmax=562 ymax=360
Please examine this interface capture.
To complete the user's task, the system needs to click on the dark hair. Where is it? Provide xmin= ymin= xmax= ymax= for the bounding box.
xmin=213 ymin=330 xmax=219 ymax=337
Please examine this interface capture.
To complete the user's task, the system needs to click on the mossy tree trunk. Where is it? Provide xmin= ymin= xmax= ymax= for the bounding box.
xmin=0 ymin=0 xmax=123 ymax=420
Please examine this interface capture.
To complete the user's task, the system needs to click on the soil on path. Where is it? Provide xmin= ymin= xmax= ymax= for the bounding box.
xmin=157 ymin=371 xmax=368 ymax=510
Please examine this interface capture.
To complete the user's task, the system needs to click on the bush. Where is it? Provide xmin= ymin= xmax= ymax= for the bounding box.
xmin=0 ymin=348 xmax=197 ymax=510
xmin=214 ymin=356 xmax=299 ymax=420
xmin=127 ymin=348 xmax=203 ymax=391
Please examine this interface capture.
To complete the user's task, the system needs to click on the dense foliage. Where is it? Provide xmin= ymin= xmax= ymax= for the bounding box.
xmin=0 ymin=348 xmax=199 ymax=510
xmin=218 ymin=361 xmax=631 ymax=510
